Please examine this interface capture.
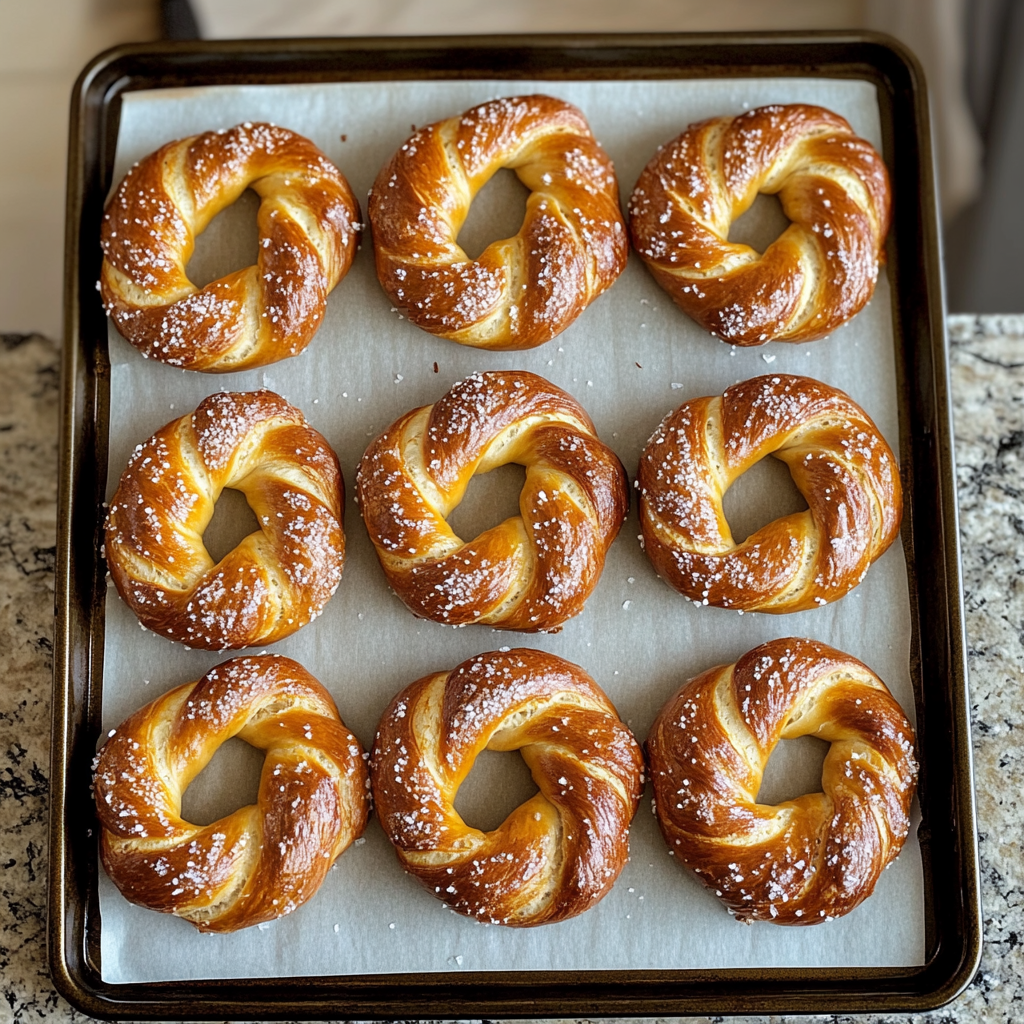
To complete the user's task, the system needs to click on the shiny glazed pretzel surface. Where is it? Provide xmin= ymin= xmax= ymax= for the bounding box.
xmin=105 ymin=390 xmax=344 ymax=650
xmin=368 ymin=95 xmax=628 ymax=349
xmin=370 ymin=648 xmax=644 ymax=926
xmin=629 ymin=103 xmax=891 ymax=345
xmin=356 ymin=370 xmax=629 ymax=632
xmin=100 ymin=122 xmax=361 ymax=371
xmin=93 ymin=655 xmax=370 ymax=932
xmin=646 ymin=637 xmax=918 ymax=924
xmin=637 ymin=374 xmax=902 ymax=613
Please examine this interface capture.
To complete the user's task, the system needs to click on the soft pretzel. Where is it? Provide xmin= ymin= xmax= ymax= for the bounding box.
xmin=371 ymin=648 xmax=644 ymax=926
xmin=105 ymin=390 xmax=344 ymax=650
xmin=629 ymin=103 xmax=891 ymax=345
xmin=646 ymin=637 xmax=917 ymax=924
xmin=368 ymin=95 xmax=628 ymax=349
xmin=356 ymin=370 xmax=628 ymax=632
xmin=99 ymin=122 xmax=361 ymax=371
xmin=637 ymin=374 xmax=901 ymax=612
xmin=93 ymin=655 xmax=370 ymax=932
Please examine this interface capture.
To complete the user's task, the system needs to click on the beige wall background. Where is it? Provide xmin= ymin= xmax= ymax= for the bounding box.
xmin=0 ymin=0 xmax=158 ymax=339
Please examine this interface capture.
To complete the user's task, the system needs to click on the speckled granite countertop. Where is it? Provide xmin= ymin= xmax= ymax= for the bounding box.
xmin=2 ymin=315 xmax=1022 ymax=1024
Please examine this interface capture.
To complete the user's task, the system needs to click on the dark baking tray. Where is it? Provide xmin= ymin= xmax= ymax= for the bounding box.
xmin=50 ymin=33 xmax=981 ymax=1020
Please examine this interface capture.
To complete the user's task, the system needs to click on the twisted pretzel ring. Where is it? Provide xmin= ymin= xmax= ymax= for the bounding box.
xmin=646 ymin=637 xmax=918 ymax=924
xmin=93 ymin=655 xmax=370 ymax=932
xmin=356 ymin=370 xmax=629 ymax=632
xmin=368 ymin=95 xmax=628 ymax=349
xmin=105 ymin=390 xmax=344 ymax=650
xmin=629 ymin=104 xmax=891 ymax=344
xmin=100 ymin=122 xmax=361 ymax=371
xmin=637 ymin=374 xmax=902 ymax=612
xmin=370 ymin=648 xmax=644 ymax=926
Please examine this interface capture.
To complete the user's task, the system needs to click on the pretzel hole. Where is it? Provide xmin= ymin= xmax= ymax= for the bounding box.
xmin=756 ymin=734 xmax=829 ymax=806
xmin=721 ymin=456 xmax=807 ymax=543
xmin=186 ymin=188 xmax=261 ymax=287
xmin=727 ymin=192 xmax=789 ymax=254
xmin=446 ymin=463 xmax=526 ymax=541
xmin=454 ymin=748 xmax=539 ymax=833
xmin=458 ymin=169 xmax=531 ymax=260
xmin=203 ymin=487 xmax=261 ymax=563
xmin=180 ymin=737 xmax=264 ymax=826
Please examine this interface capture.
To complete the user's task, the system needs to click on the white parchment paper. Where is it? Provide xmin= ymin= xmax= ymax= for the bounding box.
xmin=98 ymin=77 xmax=924 ymax=983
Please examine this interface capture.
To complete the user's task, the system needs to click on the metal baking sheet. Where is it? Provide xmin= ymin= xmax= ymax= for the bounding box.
xmin=50 ymin=34 xmax=980 ymax=1020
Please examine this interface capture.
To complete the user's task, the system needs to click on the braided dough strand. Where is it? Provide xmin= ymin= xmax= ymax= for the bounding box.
xmin=356 ymin=371 xmax=628 ymax=632
xmin=637 ymin=374 xmax=901 ymax=612
xmin=647 ymin=638 xmax=917 ymax=924
xmin=369 ymin=95 xmax=628 ymax=349
xmin=93 ymin=655 xmax=370 ymax=932
xmin=371 ymin=649 xmax=644 ymax=926
xmin=629 ymin=104 xmax=891 ymax=344
xmin=105 ymin=390 xmax=344 ymax=650
xmin=100 ymin=122 xmax=361 ymax=371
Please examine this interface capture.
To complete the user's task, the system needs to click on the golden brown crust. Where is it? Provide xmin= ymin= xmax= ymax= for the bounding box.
xmin=356 ymin=370 xmax=629 ymax=632
xmin=646 ymin=637 xmax=917 ymax=924
xmin=104 ymin=390 xmax=344 ymax=650
xmin=368 ymin=95 xmax=628 ymax=350
xmin=93 ymin=655 xmax=370 ymax=933
xmin=637 ymin=374 xmax=902 ymax=612
xmin=370 ymin=648 xmax=644 ymax=926
xmin=99 ymin=122 xmax=361 ymax=372
xmin=629 ymin=104 xmax=891 ymax=345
